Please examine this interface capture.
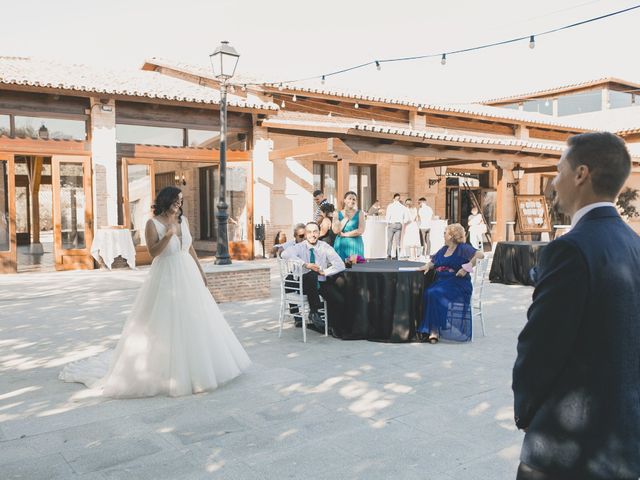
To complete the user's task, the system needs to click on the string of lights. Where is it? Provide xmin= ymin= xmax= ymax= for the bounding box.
xmin=234 ymin=3 xmax=640 ymax=89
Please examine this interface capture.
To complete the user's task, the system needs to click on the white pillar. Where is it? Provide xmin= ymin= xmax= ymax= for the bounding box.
xmin=90 ymin=98 xmax=118 ymax=228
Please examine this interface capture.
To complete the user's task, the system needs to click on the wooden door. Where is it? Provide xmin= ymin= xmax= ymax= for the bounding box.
xmin=0 ymin=154 xmax=16 ymax=273
xmin=121 ymin=158 xmax=155 ymax=266
xmin=51 ymin=155 xmax=94 ymax=270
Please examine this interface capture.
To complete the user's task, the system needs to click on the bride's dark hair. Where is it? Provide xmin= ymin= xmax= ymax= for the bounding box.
xmin=152 ymin=186 xmax=183 ymax=222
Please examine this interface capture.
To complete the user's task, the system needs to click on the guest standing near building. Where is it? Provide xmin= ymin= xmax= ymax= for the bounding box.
xmin=467 ymin=206 xmax=485 ymax=250
xmin=318 ymin=203 xmax=336 ymax=246
xmin=385 ymin=193 xmax=406 ymax=259
xmin=312 ymin=189 xmax=328 ymax=223
xmin=417 ymin=197 xmax=433 ymax=257
xmin=512 ymin=132 xmax=640 ymax=480
xmin=332 ymin=191 xmax=365 ymax=260
xmin=402 ymin=198 xmax=421 ymax=259
xmin=367 ymin=200 xmax=382 ymax=216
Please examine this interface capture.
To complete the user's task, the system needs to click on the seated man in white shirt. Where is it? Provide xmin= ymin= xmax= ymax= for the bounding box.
xmin=281 ymin=221 xmax=346 ymax=332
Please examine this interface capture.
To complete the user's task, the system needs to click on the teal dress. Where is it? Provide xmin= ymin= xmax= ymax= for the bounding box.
xmin=333 ymin=210 xmax=365 ymax=260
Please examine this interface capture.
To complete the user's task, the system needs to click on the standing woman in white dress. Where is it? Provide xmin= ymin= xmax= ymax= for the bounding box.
xmin=467 ymin=206 xmax=486 ymax=251
xmin=60 ymin=186 xmax=251 ymax=398
xmin=402 ymin=198 xmax=421 ymax=259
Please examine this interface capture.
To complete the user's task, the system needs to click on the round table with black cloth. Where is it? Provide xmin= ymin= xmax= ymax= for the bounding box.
xmin=335 ymin=260 xmax=426 ymax=343
xmin=489 ymin=241 xmax=548 ymax=286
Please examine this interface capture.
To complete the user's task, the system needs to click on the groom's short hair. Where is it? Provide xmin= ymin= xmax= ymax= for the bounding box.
xmin=305 ymin=221 xmax=320 ymax=230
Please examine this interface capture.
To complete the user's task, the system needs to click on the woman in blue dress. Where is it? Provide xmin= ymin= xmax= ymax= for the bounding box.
xmin=332 ymin=191 xmax=365 ymax=260
xmin=418 ymin=223 xmax=484 ymax=343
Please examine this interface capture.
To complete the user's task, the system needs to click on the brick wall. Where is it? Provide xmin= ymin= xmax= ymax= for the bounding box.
xmin=205 ymin=266 xmax=270 ymax=303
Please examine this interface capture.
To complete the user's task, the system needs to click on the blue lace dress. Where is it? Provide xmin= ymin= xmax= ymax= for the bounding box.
xmin=418 ymin=243 xmax=477 ymax=342
xmin=333 ymin=210 xmax=365 ymax=260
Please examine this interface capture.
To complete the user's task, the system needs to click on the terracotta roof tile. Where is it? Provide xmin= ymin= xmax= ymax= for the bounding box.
xmin=0 ymin=57 xmax=277 ymax=111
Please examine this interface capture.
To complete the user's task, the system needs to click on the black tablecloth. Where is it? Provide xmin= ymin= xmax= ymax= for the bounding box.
xmin=489 ymin=241 xmax=548 ymax=286
xmin=337 ymin=260 xmax=425 ymax=342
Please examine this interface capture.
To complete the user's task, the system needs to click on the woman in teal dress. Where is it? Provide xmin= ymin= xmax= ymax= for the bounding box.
xmin=332 ymin=191 xmax=365 ymax=260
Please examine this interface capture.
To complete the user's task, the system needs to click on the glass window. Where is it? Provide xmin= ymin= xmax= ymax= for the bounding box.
xmin=523 ymin=99 xmax=553 ymax=115
xmin=0 ymin=160 xmax=9 ymax=251
xmin=116 ymin=124 xmax=183 ymax=146
xmin=59 ymin=163 xmax=86 ymax=249
xmin=500 ymin=103 xmax=520 ymax=110
xmin=0 ymin=115 xmax=10 ymax=137
xmin=228 ymin=164 xmax=249 ymax=242
xmin=313 ymin=163 xmax=337 ymax=205
xmin=126 ymin=164 xmax=152 ymax=246
xmin=15 ymin=116 xmax=86 ymax=140
xmin=188 ymin=129 xmax=220 ymax=148
xmin=349 ymin=165 xmax=376 ymax=212
xmin=610 ymin=90 xmax=634 ymax=109
xmin=557 ymin=91 xmax=602 ymax=116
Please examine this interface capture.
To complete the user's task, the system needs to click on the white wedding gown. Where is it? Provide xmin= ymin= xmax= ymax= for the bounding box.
xmin=60 ymin=217 xmax=251 ymax=398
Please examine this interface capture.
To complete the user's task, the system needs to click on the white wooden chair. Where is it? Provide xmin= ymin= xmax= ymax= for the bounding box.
xmin=471 ymin=254 xmax=491 ymax=340
xmin=278 ymin=259 xmax=329 ymax=343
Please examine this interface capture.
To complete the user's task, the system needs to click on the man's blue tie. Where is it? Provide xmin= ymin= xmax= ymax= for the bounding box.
xmin=309 ymin=247 xmax=316 ymax=264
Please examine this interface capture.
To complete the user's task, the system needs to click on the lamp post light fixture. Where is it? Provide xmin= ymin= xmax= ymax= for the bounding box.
xmin=428 ymin=165 xmax=448 ymax=187
xmin=209 ymin=40 xmax=240 ymax=265
xmin=507 ymin=164 xmax=525 ymax=189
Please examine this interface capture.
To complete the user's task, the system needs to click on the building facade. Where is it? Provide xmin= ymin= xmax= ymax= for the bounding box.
xmin=1 ymin=57 xmax=639 ymax=273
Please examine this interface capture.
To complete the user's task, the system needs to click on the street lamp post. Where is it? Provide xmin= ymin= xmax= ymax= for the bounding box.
xmin=210 ymin=41 xmax=240 ymax=265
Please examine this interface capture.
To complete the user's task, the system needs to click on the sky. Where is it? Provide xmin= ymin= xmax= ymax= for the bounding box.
xmin=2 ymin=0 xmax=640 ymax=103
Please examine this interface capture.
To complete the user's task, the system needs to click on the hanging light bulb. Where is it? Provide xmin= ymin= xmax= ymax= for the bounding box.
xmin=281 ymin=99 xmax=286 ymax=108
xmin=544 ymin=98 xmax=550 ymax=107
xmin=328 ymin=112 xmax=332 ymax=118
xmin=375 ymin=61 xmax=381 ymax=71
xmin=292 ymin=94 xmax=297 ymax=102
xmin=321 ymin=75 xmax=326 ymax=85
xmin=278 ymin=83 xmax=284 ymax=91
xmin=529 ymin=35 xmax=535 ymax=49
xmin=441 ymin=54 xmax=447 ymax=65
xmin=354 ymin=103 xmax=359 ymax=109
xmin=242 ymin=84 xmax=247 ymax=92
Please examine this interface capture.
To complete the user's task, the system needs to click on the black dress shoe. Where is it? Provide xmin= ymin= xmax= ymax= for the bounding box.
xmin=308 ymin=312 xmax=325 ymax=331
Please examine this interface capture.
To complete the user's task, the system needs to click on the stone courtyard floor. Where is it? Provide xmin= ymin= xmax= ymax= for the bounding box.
xmin=0 ymin=260 xmax=533 ymax=479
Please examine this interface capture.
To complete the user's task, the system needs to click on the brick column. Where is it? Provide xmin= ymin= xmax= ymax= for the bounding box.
xmin=90 ymin=98 xmax=117 ymax=228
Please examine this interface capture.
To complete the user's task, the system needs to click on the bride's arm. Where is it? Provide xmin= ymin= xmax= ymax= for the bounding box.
xmin=145 ymin=219 xmax=176 ymax=258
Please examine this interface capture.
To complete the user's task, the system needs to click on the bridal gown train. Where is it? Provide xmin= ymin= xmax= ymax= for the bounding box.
xmin=59 ymin=217 xmax=251 ymax=398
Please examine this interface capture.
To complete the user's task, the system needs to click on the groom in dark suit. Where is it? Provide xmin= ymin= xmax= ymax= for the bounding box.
xmin=512 ymin=132 xmax=640 ymax=480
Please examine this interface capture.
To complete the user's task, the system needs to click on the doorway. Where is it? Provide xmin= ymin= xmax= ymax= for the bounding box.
xmin=14 ymin=156 xmax=55 ymax=272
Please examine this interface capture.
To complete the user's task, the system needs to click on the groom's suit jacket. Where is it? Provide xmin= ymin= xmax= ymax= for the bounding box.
xmin=513 ymin=206 xmax=640 ymax=479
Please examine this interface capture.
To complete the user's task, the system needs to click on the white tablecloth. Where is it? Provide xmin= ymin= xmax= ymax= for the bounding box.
xmin=91 ymin=228 xmax=136 ymax=269
xmin=429 ymin=219 xmax=447 ymax=255
xmin=363 ymin=217 xmax=388 ymax=258
xmin=363 ymin=217 xmax=449 ymax=258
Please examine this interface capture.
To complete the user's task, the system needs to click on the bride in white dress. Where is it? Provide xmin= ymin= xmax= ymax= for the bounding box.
xmin=60 ymin=186 xmax=251 ymax=398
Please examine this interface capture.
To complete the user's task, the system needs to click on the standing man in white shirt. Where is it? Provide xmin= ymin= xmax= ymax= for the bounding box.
xmin=417 ymin=197 xmax=433 ymax=257
xmin=385 ymin=193 xmax=407 ymax=259
xmin=282 ymin=222 xmax=346 ymax=332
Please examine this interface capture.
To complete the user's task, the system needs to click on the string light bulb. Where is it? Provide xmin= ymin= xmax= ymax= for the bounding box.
xmin=281 ymin=99 xmax=286 ymax=108
xmin=354 ymin=103 xmax=359 ymax=109
xmin=441 ymin=54 xmax=447 ymax=65
xmin=292 ymin=94 xmax=297 ymax=102
xmin=241 ymin=84 xmax=247 ymax=92
xmin=375 ymin=61 xmax=381 ymax=71
xmin=321 ymin=75 xmax=326 ymax=85
xmin=529 ymin=35 xmax=535 ymax=49
xmin=278 ymin=83 xmax=284 ymax=91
